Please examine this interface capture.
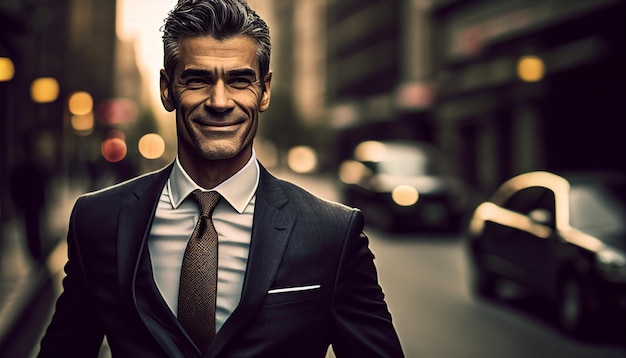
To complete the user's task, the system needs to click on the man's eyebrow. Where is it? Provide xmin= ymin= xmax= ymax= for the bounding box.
xmin=226 ymin=68 xmax=257 ymax=79
xmin=180 ymin=68 xmax=213 ymax=79
xmin=179 ymin=68 xmax=257 ymax=80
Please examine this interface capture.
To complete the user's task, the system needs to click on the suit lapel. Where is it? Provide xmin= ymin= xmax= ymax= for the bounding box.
xmin=117 ymin=164 xmax=199 ymax=357
xmin=117 ymin=166 xmax=170 ymax=298
xmin=206 ymin=166 xmax=296 ymax=357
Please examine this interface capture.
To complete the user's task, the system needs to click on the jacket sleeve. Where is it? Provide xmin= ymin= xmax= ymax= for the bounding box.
xmin=330 ymin=209 xmax=404 ymax=357
xmin=38 ymin=198 xmax=105 ymax=357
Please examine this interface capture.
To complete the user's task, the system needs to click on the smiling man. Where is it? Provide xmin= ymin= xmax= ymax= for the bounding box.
xmin=161 ymin=35 xmax=270 ymax=189
xmin=38 ymin=1 xmax=403 ymax=357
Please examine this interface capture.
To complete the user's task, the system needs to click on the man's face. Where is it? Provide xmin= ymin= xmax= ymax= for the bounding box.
xmin=160 ymin=35 xmax=271 ymax=165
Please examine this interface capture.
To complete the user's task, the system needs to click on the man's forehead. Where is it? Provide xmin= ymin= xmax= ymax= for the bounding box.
xmin=177 ymin=35 xmax=259 ymax=68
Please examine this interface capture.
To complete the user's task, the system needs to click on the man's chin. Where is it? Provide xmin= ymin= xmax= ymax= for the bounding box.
xmin=199 ymin=144 xmax=250 ymax=161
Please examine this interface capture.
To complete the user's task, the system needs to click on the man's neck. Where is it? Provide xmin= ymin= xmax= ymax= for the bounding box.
xmin=179 ymin=149 xmax=253 ymax=189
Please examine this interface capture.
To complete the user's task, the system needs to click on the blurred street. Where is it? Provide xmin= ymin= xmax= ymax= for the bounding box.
xmin=368 ymin=230 xmax=626 ymax=358
xmin=0 ymin=177 xmax=87 ymax=357
xmin=2 ymin=170 xmax=623 ymax=357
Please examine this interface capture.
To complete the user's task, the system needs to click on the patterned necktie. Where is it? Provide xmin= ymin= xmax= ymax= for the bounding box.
xmin=178 ymin=189 xmax=221 ymax=353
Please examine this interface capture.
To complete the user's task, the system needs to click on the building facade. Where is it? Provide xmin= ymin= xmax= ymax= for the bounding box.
xmin=323 ymin=0 xmax=625 ymax=195
xmin=431 ymin=0 xmax=625 ymax=192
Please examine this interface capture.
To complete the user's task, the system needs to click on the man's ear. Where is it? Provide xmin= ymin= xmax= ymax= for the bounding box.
xmin=259 ymin=71 xmax=272 ymax=112
xmin=160 ymin=69 xmax=175 ymax=112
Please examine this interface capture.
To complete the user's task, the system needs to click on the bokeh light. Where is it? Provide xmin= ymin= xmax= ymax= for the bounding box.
xmin=138 ymin=133 xmax=165 ymax=159
xmin=101 ymin=136 xmax=127 ymax=162
xmin=339 ymin=160 xmax=371 ymax=185
xmin=31 ymin=77 xmax=60 ymax=103
xmin=95 ymin=98 xmax=138 ymax=124
xmin=391 ymin=185 xmax=419 ymax=206
xmin=517 ymin=55 xmax=545 ymax=82
xmin=68 ymin=91 xmax=94 ymax=115
xmin=71 ymin=113 xmax=95 ymax=135
xmin=0 ymin=57 xmax=15 ymax=82
xmin=287 ymin=146 xmax=318 ymax=174
xmin=354 ymin=140 xmax=386 ymax=162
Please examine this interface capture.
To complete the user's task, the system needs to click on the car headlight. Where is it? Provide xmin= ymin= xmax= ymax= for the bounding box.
xmin=391 ymin=185 xmax=419 ymax=206
xmin=596 ymin=248 xmax=626 ymax=282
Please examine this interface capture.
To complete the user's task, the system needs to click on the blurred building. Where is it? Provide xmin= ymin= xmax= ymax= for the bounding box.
xmin=1 ymin=0 xmax=152 ymax=219
xmin=1 ymin=0 xmax=74 ymax=220
xmin=325 ymin=0 xmax=436 ymax=168
xmin=431 ymin=0 xmax=625 ymax=193
xmin=4 ymin=0 xmax=623 ymax=218
xmin=322 ymin=0 xmax=625 ymax=195
xmin=248 ymin=0 xmax=332 ymax=169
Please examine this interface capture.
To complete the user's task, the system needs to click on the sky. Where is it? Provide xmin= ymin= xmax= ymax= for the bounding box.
xmin=117 ymin=0 xmax=176 ymax=107
xmin=117 ymin=0 xmax=176 ymax=75
xmin=116 ymin=0 xmax=178 ymax=147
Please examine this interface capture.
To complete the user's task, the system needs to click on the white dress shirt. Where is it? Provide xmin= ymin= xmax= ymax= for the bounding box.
xmin=148 ymin=152 xmax=259 ymax=333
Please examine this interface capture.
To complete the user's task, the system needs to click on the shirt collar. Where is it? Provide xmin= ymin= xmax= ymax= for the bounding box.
xmin=167 ymin=151 xmax=260 ymax=214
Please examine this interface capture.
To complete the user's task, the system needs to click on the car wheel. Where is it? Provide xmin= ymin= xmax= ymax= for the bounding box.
xmin=557 ymin=275 xmax=590 ymax=337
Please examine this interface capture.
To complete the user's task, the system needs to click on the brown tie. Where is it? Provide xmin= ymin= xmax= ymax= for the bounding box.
xmin=178 ymin=189 xmax=221 ymax=352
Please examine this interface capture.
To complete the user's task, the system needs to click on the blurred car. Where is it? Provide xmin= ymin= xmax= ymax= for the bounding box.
xmin=465 ymin=171 xmax=626 ymax=338
xmin=338 ymin=140 xmax=467 ymax=232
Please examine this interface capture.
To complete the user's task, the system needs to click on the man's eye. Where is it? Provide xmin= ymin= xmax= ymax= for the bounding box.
xmin=185 ymin=78 xmax=207 ymax=86
xmin=229 ymin=78 xmax=253 ymax=89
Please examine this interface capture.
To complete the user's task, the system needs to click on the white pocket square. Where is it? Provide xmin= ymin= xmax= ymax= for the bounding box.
xmin=267 ymin=284 xmax=321 ymax=294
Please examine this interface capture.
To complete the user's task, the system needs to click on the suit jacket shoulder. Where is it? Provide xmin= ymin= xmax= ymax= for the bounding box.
xmin=259 ymin=167 xmax=361 ymax=222
xmin=80 ymin=165 xmax=171 ymax=205
xmin=70 ymin=164 xmax=172 ymax=246
xmin=76 ymin=164 xmax=170 ymax=211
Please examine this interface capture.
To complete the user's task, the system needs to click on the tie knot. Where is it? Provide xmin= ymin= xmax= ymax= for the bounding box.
xmin=192 ymin=189 xmax=221 ymax=217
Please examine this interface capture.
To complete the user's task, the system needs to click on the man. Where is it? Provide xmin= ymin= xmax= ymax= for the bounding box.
xmin=38 ymin=0 xmax=403 ymax=357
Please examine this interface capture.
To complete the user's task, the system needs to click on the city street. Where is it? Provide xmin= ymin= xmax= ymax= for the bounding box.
xmin=367 ymin=229 xmax=626 ymax=358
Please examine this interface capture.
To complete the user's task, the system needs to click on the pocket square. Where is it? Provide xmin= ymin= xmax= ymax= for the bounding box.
xmin=267 ymin=284 xmax=321 ymax=294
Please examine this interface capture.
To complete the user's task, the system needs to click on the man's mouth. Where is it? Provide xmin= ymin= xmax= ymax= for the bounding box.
xmin=194 ymin=118 xmax=243 ymax=128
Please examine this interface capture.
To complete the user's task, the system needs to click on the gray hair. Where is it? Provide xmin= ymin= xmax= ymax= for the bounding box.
xmin=161 ymin=0 xmax=271 ymax=90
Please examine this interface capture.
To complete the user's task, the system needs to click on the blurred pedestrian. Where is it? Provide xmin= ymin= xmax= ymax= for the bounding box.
xmin=38 ymin=0 xmax=403 ymax=357
xmin=9 ymin=131 xmax=54 ymax=264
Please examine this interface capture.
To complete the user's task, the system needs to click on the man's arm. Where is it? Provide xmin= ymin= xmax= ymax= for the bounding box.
xmin=330 ymin=210 xmax=404 ymax=357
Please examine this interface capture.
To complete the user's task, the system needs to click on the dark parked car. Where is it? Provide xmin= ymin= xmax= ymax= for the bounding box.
xmin=465 ymin=171 xmax=626 ymax=338
xmin=338 ymin=140 xmax=467 ymax=232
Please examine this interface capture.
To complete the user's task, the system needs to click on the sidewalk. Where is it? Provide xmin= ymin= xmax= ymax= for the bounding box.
xmin=0 ymin=177 xmax=87 ymax=357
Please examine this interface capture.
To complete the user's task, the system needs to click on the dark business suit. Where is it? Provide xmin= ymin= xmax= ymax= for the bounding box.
xmin=39 ymin=163 xmax=403 ymax=357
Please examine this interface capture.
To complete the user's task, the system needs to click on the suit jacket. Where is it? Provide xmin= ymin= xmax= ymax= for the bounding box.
xmin=38 ymin=163 xmax=404 ymax=357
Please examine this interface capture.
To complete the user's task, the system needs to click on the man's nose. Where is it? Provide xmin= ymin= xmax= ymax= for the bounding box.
xmin=206 ymin=81 xmax=233 ymax=111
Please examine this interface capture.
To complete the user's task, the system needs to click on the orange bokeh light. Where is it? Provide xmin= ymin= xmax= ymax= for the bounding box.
xmin=101 ymin=137 xmax=127 ymax=162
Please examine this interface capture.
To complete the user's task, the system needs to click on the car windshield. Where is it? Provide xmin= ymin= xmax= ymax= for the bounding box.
xmin=376 ymin=146 xmax=443 ymax=176
xmin=569 ymin=183 xmax=625 ymax=245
